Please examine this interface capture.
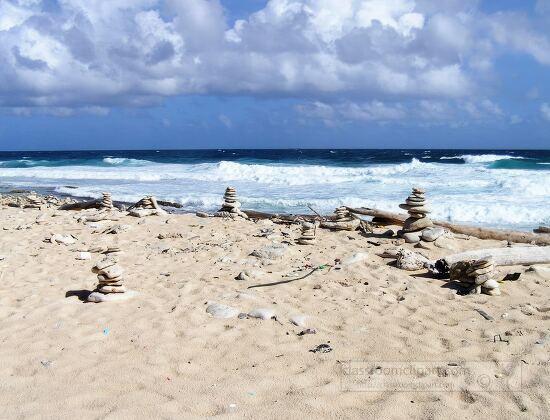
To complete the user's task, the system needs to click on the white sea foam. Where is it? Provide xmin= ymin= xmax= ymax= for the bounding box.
xmin=440 ymin=154 xmax=520 ymax=163
xmin=2 ymin=157 xmax=548 ymax=230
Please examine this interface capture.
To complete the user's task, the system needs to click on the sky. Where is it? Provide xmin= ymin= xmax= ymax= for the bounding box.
xmin=0 ymin=0 xmax=549 ymax=150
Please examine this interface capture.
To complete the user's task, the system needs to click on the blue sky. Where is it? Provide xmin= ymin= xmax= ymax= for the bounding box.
xmin=0 ymin=0 xmax=549 ymax=150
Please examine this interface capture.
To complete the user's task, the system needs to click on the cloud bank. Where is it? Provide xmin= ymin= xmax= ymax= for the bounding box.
xmin=0 ymin=0 xmax=549 ymax=122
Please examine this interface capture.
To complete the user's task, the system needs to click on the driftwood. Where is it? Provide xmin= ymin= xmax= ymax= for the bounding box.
xmin=59 ymin=199 xmax=102 ymax=211
xmin=346 ymin=206 xmax=550 ymax=246
xmin=320 ymin=219 xmax=361 ymax=231
xmin=242 ymin=210 xmax=320 ymax=223
xmin=435 ymin=246 xmax=550 ymax=274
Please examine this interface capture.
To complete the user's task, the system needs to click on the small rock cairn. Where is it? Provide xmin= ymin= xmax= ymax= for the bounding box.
xmin=127 ymin=195 xmax=167 ymax=217
xmin=464 ymin=258 xmax=500 ymax=296
xmin=87 ymin=257 xmax=134 ymax=302
xmin=215 ymin=187 xmax=248 ymax=219
xmin=297 ymin=221 xmax=316 ymax=245
xmin=26 ymin=193 xmax=43 ymax=209
xmin=101 ymin=192 xmax=113 ymax=211
xmin=334 ymin=207 xmax=352 ymax=222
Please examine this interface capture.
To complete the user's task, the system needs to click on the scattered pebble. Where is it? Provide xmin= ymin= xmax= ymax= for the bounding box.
xmin=206 ymin=302 xmax=240 ymax=319
xmin=248 ymin=308 xmax=276 ymax=320
xmin=310 ymin=344 xmax=332 ymax=353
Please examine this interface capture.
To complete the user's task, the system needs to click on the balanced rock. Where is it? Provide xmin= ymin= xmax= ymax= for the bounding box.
xmin=128 ymin=196 xmax=167 ymax=217
xmin=296 ymin=221 xmax=316 ymax=245
xmin=399 ymin=187 xmax=434 ymax=237
xmin=320 ymin=207 xmax=360 ymax=231
xmin=101 ymin=192 xmax=113 ymax=211
xmin=455 ymin=258 xmax=501 ymax=296
xmin=87 ymin=257 xmax=133 ymax=302
xmin=214 ymin=187 xmax=248 ymax=219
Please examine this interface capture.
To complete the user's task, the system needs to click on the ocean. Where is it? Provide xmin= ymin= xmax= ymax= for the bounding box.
xmin=0 ymin=149 xmax=549 ymax=231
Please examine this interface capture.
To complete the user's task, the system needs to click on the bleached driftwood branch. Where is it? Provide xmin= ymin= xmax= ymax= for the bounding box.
xmin=346 ymin=206 xmax=550 ymax=246
xmin=434 ymin=246 xmax=550 ymax=274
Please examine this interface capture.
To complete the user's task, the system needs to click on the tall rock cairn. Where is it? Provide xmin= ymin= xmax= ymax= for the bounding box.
xmin=216 ymin=187 xmax=248 ymax=219
xmin=101 ymin=192 xmax=113 ymax=211
xmin=399 ymin=187 xmax=433 ymax=233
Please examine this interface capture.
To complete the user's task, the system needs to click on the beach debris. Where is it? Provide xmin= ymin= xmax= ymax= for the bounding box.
xmin=296 ymin=221 xmax=317 ymax=245
xmin=206 ymin=302 xmax=240 ymax=319
xmin=395 ymin=249 xmax=431 ymax=271
xmin=48 ymin=234 xmax=77 ymax=245
xmin=397 ymin=187 xmax=435 ymax=243
xmin=127 ymin=196 xmax=167 ymax=217
xmin=475 ymin=308 xmax=495 ymax=321
xmin=436 ymin=246 xmax=550 ymax=274
xmin=76 ymin=251 xmax=91 ymax=260
xmin=100 ymin=224 xmax=130 ymax=235
xmin=87 ymin=257 xmax=136 ymax=302
xmin=298 ymin=328 xmax=317 ymax=336
xmin=309 ymin=343 xmax=332 ymax=353
xmin=320 ymin=207 xmax=360 ymax=231
xmin=534 ymin=225 xmax=550 ymax=234
xmin=100 ymin=192 xmax=113 ymax=211
xmin=290 ymin=314 xmax=307 ymax=327
xmin=452 ymin=258 xmax=501 ymax=296
xmin=214 ymin=187 xmax=248 ymax=219
xmin=248 ymin=308 xmax=276 ymax=320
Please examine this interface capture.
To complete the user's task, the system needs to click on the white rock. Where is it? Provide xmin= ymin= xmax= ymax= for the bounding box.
xmin=248 ymin=308 xmax=276 ymax=320
xmin=396 ymin=249 xmax=430 ymax=271
xmin=251 ymin=244 xmax=288 ymax=260
xmin=421 ymin=227 xmax=445 ymax=242
xmin=206 ymin=302 xmax=240 ymax=319
xmin=402 ymin=232 xmax=421 ymax=243
xmin=482 ymin=279 xmax=500 ymax=290
xmin=50 ymin=234 xmax=76 ymax=245
xmin=341 ymin=252 xmax=368 ymax=266
xmin=290 ymin=314 xmax=307 ymax=327
xmin=76 ymin=252 xmax=91 ymax=260
xmin=87 ymin=290 xmax=137 ymax=302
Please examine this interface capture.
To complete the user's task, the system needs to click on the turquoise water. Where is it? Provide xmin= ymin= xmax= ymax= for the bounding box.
xmin=0 ymin=149 xmax=548 ymax=230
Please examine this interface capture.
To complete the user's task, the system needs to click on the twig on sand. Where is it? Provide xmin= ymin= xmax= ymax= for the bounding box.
xmin=475 ymin=308 xmax=494 ymax=321
xmin=248 ymin=265 xmax=331 ymax=289
xmin=307 ymin=205 xmax=325 ymax=221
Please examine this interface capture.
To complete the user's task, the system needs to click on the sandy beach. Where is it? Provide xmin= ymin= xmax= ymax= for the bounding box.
xmin=1 ymin=195 xmax=549 ymax=419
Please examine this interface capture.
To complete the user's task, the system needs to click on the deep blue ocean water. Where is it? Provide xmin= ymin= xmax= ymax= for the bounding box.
xmin=1 ymin=149 xmax=549 ymax=230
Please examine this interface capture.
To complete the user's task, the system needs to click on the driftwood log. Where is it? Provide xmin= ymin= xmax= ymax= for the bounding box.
xmin=59 ymin=199 xmax=102 ymax=211
xmin=346 ymin=206 xmax=550 ymax=246
xmin=435 ymin=246 xmax=550 ymax=274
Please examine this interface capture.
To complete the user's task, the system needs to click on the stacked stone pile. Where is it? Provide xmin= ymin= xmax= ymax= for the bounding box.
xmin=451 ymin=258 xmax=501 ymax=296
xmin=25 ymin=193 xmax=43 ymax=209
xmin=87 ymin=257 xmax=136 ymax=302
xmin=398 ymin=188 xmax=443 ymax=243
xmin=334 ymin=207 xmax=352 ymax=222
xmin=215 ymin=187 xmax=248 ymax=219
xmin=101 ymin=192 xmax=113 ymax=210
xmin=296 ymin=221 xmax=316 ymax=245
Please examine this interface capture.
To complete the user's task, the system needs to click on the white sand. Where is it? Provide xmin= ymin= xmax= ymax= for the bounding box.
xmin=0 ymin=206 xmax=549 ymax=418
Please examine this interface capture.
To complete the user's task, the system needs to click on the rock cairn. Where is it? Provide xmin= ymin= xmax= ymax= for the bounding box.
xmin=451 ymin=258 xmax=501 ymax=296
xmin=26 ymin=193 xmax=43 ymax=209
xmin=215 ymin=187 xmax=248 ymax=219
xmin=101 ymin=192 xmax=113 ymax=210
xmin=398 ymin=187 xmax=434 ymax=242
xmin=335 ymin=207 xmax=352 ymax=222
xmin=320 ymin=207 xmax=360 ymax=231
xmin=87 ymin=257 xmax=136 ymax=302
xmin=127 ymin=196 xmax=167 ymax=217
xmin=296 ymin=221 xmax=316 ymax=245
